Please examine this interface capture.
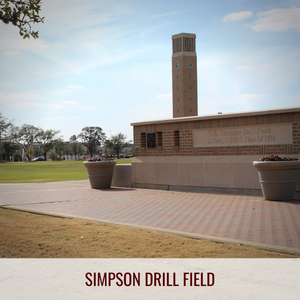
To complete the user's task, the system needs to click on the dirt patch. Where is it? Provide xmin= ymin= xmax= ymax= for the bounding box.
xmin=0 ymin=208 xmax=298 ymax=258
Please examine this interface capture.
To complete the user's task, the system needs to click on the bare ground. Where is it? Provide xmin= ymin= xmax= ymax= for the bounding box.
xmin=0 ymin=208 xmax=298 ymax=258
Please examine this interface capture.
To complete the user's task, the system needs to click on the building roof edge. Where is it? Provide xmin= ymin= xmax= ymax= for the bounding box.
xmin=131 ymin=106 xmax=300 ymax=126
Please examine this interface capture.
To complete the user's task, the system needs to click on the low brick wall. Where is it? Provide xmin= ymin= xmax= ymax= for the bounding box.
xmin=131 ymin=107 xmax=300 ymax=195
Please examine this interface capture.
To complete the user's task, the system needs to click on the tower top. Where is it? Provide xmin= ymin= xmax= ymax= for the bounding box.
xmin=172 ymin=33 xmax=196 ymax=55
xmin=172 ymin=33 xmax=196 ymax=40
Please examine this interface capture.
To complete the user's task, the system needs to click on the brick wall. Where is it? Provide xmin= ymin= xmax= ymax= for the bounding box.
xmin=132 ymin=109 xmax=300 ymax=157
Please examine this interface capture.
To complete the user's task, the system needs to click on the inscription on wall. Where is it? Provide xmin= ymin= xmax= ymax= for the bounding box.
xmin=193 ymin=123 xmax=293 ymax=147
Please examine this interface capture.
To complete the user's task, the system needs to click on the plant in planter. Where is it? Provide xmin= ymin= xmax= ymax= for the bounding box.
xmin=253 ymin=155 xmax=300 ymax=201
xmin=84 ymin=156 xmax=116 ymax=189
xmin=88 ymin=157 xmax=106 ymax=162
xmin=259 ymin=154 xmax=298 ymax=162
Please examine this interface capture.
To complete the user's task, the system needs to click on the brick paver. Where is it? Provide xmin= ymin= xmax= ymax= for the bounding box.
xmin=1 ymin=180 xmax=300 ymax=255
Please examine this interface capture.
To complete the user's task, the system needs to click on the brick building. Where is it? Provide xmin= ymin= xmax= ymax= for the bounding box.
xmin=130 ymin=33 xmax=300 ymax=195
xmin=131 ymin=107 xmax=300 ymax=195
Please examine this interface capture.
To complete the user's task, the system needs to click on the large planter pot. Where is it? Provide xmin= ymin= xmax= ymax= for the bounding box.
xmin=253 ymin=161 xmax=300 ymax=200
xmin=84 ymin=161 xmax=116 ymax=189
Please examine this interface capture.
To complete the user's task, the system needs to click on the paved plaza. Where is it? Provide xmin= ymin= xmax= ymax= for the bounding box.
xmin=0 ymin=180 xmax=300 ymax=255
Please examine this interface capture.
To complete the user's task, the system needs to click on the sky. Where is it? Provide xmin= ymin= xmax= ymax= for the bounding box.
xmin=0 ymin=0 xmax=300 ymax=142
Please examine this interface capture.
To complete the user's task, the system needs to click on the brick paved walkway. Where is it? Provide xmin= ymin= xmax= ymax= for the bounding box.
xmin=1 ymin=180 xmax=300 ymax=255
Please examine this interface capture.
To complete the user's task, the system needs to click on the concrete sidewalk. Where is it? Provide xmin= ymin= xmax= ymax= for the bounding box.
xmin=1 ymin=180 xmax=300 ymax=255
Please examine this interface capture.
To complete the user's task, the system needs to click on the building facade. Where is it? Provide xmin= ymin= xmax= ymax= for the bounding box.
xmin=131 ymin=107 xmax=300 ymax=195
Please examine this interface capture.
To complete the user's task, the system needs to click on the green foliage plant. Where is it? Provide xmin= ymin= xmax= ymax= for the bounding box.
xmin=259 ymin=154 xmax=299 ymax=161
xmin=0 ymin=0 xmax=44 ymax=38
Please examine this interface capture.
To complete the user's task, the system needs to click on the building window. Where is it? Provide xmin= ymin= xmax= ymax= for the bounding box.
xmin=183 ymin=37 xmax=195 ymax=52
xmin=174 ymin=130 xmax=180 ymax=147
xmin=177 ymin=86 xmax=179 ymax=91
xmin=177 ymin=75 xmax=179 ymax=79
xmin=190 ymin=97 xmax=192 ymax=101
xmin=147 ymin=132 xmax=156 ymax=148
xmin=189 ymin=74 xmax=191 ymax=79
xmin=157 ymin=132 xmax=162 ymax=147
xmin=177 ymin=97 xmax=179 ymax=102
xmin=189 ymin=86 xmax=192 ymax=90
xmin=141 ymin=133 xmax=146 ymax=147
xmin=173 ymin=38 xmax=182 ymax=53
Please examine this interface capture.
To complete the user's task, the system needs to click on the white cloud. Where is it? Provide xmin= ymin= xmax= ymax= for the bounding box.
xmin=240 ymin=93 xmax=271 ymax=99
xmin=150 ymin=11 xmax=179 ymax=19
xmin=0 ymin=92 xmax=42 ymax=101
xmin=139 ymin=24 xmax=171 ymax=38
xmin=55 ymin=115 xmax=68 ymax=120
xmin=223 ymin=11 xmax=253 ymax=22
xmin=49 ymin=89 xmax=70 ymax=94
xmin=48 ymin=104 xmax=65 ymax=109
xmin=252 ymin=7 xmax=300 ymax=31
xmin=2 ymin=51 xmax=21 ymax=56
xmin=41 ymin=0 xmax=122 ymax=33
xmin=67 ymin=85 xmax=83 ymax=90
xmin=42 ymin=115 xmax=68 ymax=121
xmin=235 ymin=66 xmax=252 ymax=71
xmin=6 ymin=102 xmax=45 ymax=108
xmin=78 ymin=104 xmax=101 ymax=110
xmin=1 ymin=34 xmax=49 ymax=53
xmin=62 ymin=101 xmax=79 ymax=105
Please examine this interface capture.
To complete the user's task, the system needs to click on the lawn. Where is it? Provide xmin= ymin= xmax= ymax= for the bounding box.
xmin=0 ymin=158 xmax=132 ymax=183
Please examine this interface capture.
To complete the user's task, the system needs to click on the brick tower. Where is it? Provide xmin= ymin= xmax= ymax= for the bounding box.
xmin=172 ymin=33 xmax=198 ymax=118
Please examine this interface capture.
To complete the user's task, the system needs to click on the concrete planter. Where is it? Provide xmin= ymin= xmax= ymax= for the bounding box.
xmin=84 ymin=161 xmax=116 ymax=189
xmin=253 ymin=161 xmax=300 ymax=200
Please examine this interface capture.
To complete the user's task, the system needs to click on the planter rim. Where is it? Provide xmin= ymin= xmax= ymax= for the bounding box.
xmin=83 ymin=160 xmax=116 ymax=164
xmin=253 ymin=160 xmax=300 ymax=170
xmin=83 ymin=161 xmax=116 ymax=168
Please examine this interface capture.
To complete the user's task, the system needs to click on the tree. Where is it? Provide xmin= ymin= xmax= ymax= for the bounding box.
xmin=63 ymin=144 xmax=72 ymax=160
xmin=52 ymin=138 xmax=65 ymax=160
xmin=69 ymin=134 xmax=84 ymax=159
xmin=0 ymin=111 xmax=13 ymax=160
xmin=0 ymin=111 xmax=12 ymax=138
xmin=0 ymin=0 xmax=44 ymax=39
xmin=106 ymin=133 xmax=130 ymax=159
xmin=35 ymin=129 xmax=60 ymax=160
xmin=12 ymin=124 xmax=39 ymax=161
xmin=33 ymin=143 xmax=43 ymax=158
xmin=77 ymin=127 xmax=106 ymax=157
xmin=1 ymin=140 xmax=19 ymax=161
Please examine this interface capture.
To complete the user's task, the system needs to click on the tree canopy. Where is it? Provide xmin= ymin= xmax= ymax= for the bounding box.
xmin=0 ymin=111 xmax=13 ymax=160
xmin=0 ymin=111 xmax=131 ymax=161
xmin=69 ymin=134 xmax=84 ymax=159
xmin=12 ymin=124 xmax=40 ymax=160
xmin=0 ymin=0 xmax=44 ymax=39
xmin=0 ymin=111 xmax=12 ymax=139
xmin=35 ymin=129 xmax=60 ymax=160
xmin=77 ymin=126 xmax=106 ymax=157
xmin=106 ymin=133 xmax=130 ymax=159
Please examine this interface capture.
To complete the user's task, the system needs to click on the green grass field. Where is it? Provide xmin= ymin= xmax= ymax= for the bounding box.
xmin=0 ymin=159 xmax=132 ymax=183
